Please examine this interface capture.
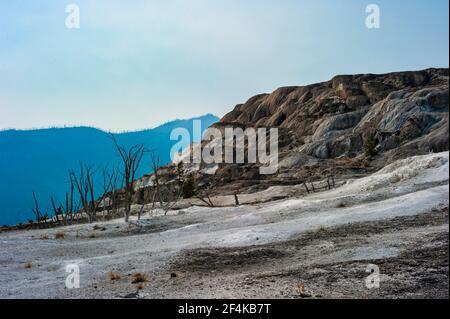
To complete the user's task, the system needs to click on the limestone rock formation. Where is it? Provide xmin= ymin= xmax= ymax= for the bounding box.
xmin=219 ymin=68 xmax=448 ymax=162
xmin=137 ymin=68 xmax=449 ymax=198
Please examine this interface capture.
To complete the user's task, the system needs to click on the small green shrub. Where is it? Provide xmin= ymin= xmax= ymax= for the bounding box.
xmin=182 ymin=174 xmax=196 ymax=199
xmin=364 ymin=133 xmax=378 ymax=157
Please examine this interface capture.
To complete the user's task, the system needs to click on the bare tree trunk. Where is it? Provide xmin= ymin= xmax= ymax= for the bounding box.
xmin=138 ymin=204 xmax=145 ymax=221
xmin=234 ymin=193 xmax=240 ymax=206
xmin=151 ymin=154 xmax=164 ymax=207
xmin=111 ymin=135 xmax=146 ymax=223
xmin=303 ymin=182 xmax=310 ymax=194
xmin=31 ymin=191 xmax=42 ymax=229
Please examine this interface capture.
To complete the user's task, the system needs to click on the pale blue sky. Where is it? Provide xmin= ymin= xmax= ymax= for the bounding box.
xmin=0 ymin=0 xmax=448 ymax=131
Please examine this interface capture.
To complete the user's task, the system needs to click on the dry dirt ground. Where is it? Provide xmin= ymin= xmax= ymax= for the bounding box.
xmin=166 ymin=210 xmax=448 ymax=299
xmin=0 ymin=153 xmax=448 ymax=299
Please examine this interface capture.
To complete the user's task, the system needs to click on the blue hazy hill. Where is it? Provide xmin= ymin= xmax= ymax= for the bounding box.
xmin=0 ymin=114 xmax=218 ymax=226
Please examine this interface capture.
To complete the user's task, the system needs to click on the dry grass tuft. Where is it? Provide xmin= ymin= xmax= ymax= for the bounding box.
xmin=54 ymin=232 xmax=65 ymax=239
xmin=316 ymin=225 xmax=328 ymax=233
xmin=131 ymin=272 xmax=147 ymax=284
xmin=135 ymin=282 xmax=145 ymax=290
xmin=39 ymin=234 xmax=49 ymax=240
xmin=107 ymin=271 xmax=121 ymax=281
xmin=336 ymin=202 xmax=347 ymax=208
xmin=23 ymin=262 xmax=32 ymax=269
xmin=47 ymin=266 xmax=58 ymax=272
xmin=296 ymin=283 xmax=312 ymax=298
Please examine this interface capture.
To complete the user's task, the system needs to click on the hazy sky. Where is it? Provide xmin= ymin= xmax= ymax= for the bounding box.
xmin=0 ymin=0 xmax=448 ymax=131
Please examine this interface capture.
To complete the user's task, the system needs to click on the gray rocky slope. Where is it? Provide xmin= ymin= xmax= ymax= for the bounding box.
xmin=131 ymin=68 xmax=449 ymax=200
xmin=222 ymin=68 xmax=448 ymax=157
xmin=200 ymin=68 xmax=449 ymax=194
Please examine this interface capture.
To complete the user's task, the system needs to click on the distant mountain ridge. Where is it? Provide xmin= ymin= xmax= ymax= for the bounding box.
xmin=0 ymin=114 xmax=219 ymax=225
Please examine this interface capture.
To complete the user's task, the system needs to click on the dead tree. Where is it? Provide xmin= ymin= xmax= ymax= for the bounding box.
xmin=171 ymin=161 xmax=214 ymax=208
xmin=66 ymin=174 xmax=77 ymax=224
xmin=69 ymin=163 xmax=95 ymax=223
xmin=50 ymin=196 xmax=64 ymax=225
xmin=65 ymin=175 xmax=76 ymax=224
xmin=195 ymin=175 xmax=217 ymax=208
xmin=70 ymin=163 xmax=114 ymax=223
xmin=137 ymin=204 xmax=145 ymax=221
xmin=49 ymin=174 xmax=82 ymax=226
xmin=112 ymin=135 xmax=146 ymax=222
xmin=70 ymin=163 xmax=96 ymax=223
xmin=65 ymin=173 xmax=82 ymax=224
xmin=146 ymin=184 xmax=182 ymax=217
xmin=148 ymin=153 xmax=183 ymax=216
xmin=31 ymin=191 xmax=43 ymax=228
xmin=163 ymin=184 xmax=183 ymax=215
xmin=303 ymin=182 xmax=310 ymax=194
xmin=150 ymin=152 xmax=164 ymax=208
xmin=196 ymin=190 xmax=215 ymax=207
xmin=110 ymin=173 xmax=123 ymax=219
xmin=100 ymin=167 xmax=117 ymax=220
